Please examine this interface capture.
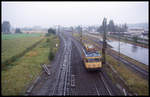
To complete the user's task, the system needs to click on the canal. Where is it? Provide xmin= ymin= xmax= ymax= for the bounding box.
xmin=107 ymin=40 xmax=149 ymax=65
xmin=87 ymin=33 xmax=149 ymax=65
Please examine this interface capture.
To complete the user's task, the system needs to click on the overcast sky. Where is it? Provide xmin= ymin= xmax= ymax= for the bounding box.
xmin=2 ymin=1 xmax=149 ymax=28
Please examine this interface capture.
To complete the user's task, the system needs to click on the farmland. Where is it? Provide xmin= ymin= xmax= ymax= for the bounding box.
xmin=2 ymin=34 xmax=44 ymax=67
xmin=2 ymin=34 xmax=59 ymax=95
xmin=2 ymin=33 xmax=44 ymax=40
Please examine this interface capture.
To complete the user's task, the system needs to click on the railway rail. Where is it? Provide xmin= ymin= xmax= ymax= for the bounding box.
xmin=28 ymin=33 xmax=72 ymax=96
xmin=93 ymin=72 xmax=112 ymax=95
xmin=29 ymin=32 xmax=124 ymax=96
xmin=75 ymin=34 xmax=148 ymax=79
xmin=67 ymin=32 xmax=122 ymax=95
xmin=86 ymin=36 xmax=148 ymax=79
xmin=50 ymin=34 xmax=72 ymax=96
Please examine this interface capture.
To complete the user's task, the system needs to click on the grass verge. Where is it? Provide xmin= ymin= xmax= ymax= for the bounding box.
xmin=105 ymin=54 xmax=148 ymax=95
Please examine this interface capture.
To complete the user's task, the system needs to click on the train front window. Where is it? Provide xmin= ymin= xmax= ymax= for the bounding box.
xmin=86 ymin=58 xmax=100 ymax=63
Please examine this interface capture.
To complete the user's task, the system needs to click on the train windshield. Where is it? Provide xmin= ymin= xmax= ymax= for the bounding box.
xmin=86 ymin=58 xmax=100 ymax=63
xmin=86 ymin=51 xmax=101 ymax=57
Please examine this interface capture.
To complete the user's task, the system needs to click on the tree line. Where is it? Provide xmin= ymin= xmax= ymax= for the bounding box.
xmin=97 ymin=19 xmax=128 ymax=33
xmin=2 ymin=21 xmax=22 ymax=34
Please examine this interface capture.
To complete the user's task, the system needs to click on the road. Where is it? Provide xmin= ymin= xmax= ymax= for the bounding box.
xmin=27 ymin=32 xmax=124 ymax=96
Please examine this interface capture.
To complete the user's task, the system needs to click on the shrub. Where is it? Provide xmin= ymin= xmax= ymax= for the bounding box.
xmin=48 ymin=48 xmax=54 ymax=61
xmin=46 ymin=38 xmax=50 ymax=43
xmin=48 ymin=28 xmax=56 ymax=35
xmin=45 ymin=33 xmax=50 ymax=37
xmin=132 ymin=36 xmax=138 ymax=43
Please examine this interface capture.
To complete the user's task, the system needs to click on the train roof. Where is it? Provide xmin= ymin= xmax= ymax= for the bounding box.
xmin=86 ymin=51 xmax=101 ymax=57
xmin=83 ymin=43 xmax=99 ymax=52
xmin=82 ymin=48 xmax=101 ymax=57
xmin=84 ymin=43 xmax=94 ymax=49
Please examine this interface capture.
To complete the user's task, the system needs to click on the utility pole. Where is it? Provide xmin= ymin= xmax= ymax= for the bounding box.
xmin=57 ymin=25 xmax=61 ymax=35
xmin=102 ymin=18 xmax=107 ymax=65
xmin=71 ymin=27 xmax=73 ymax=36
xmin=80 ymin=26 xmax=82 ymax=43
xmin=118 ymin=31 xmax=120 ymax=66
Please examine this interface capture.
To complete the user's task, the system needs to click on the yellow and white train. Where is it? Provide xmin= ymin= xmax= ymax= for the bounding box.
xmin=81 ymin=43 xmax=102 ymax=71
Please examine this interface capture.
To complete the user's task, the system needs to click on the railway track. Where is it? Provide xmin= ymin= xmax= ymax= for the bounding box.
xmin=93 ymin=72 xmax=112 ymax=95
xmin=67 ymin=32 xmax=121 ymax=95
xmin=29 ymin=33 xmax=72 ymax=96
xmin=30 ymin=32 xmax=122 ymax=96
xmin=87 ymin=36 xmax=148 ymax=79
xmin=50 ymin=34 xmax=72 ymax=96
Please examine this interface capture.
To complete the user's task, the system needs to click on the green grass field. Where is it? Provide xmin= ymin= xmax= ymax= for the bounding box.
xmin=2 ymin=34 xmax=59 ymax=95
xmin=2 ymin=33 xmax=44 ymax=40
xmin=2 ymin=36 xmax=44 ymax=67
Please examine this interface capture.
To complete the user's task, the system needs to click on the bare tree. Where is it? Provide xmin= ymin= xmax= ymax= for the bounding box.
xmin=108 ymin=20 xmax=115 ymax=32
